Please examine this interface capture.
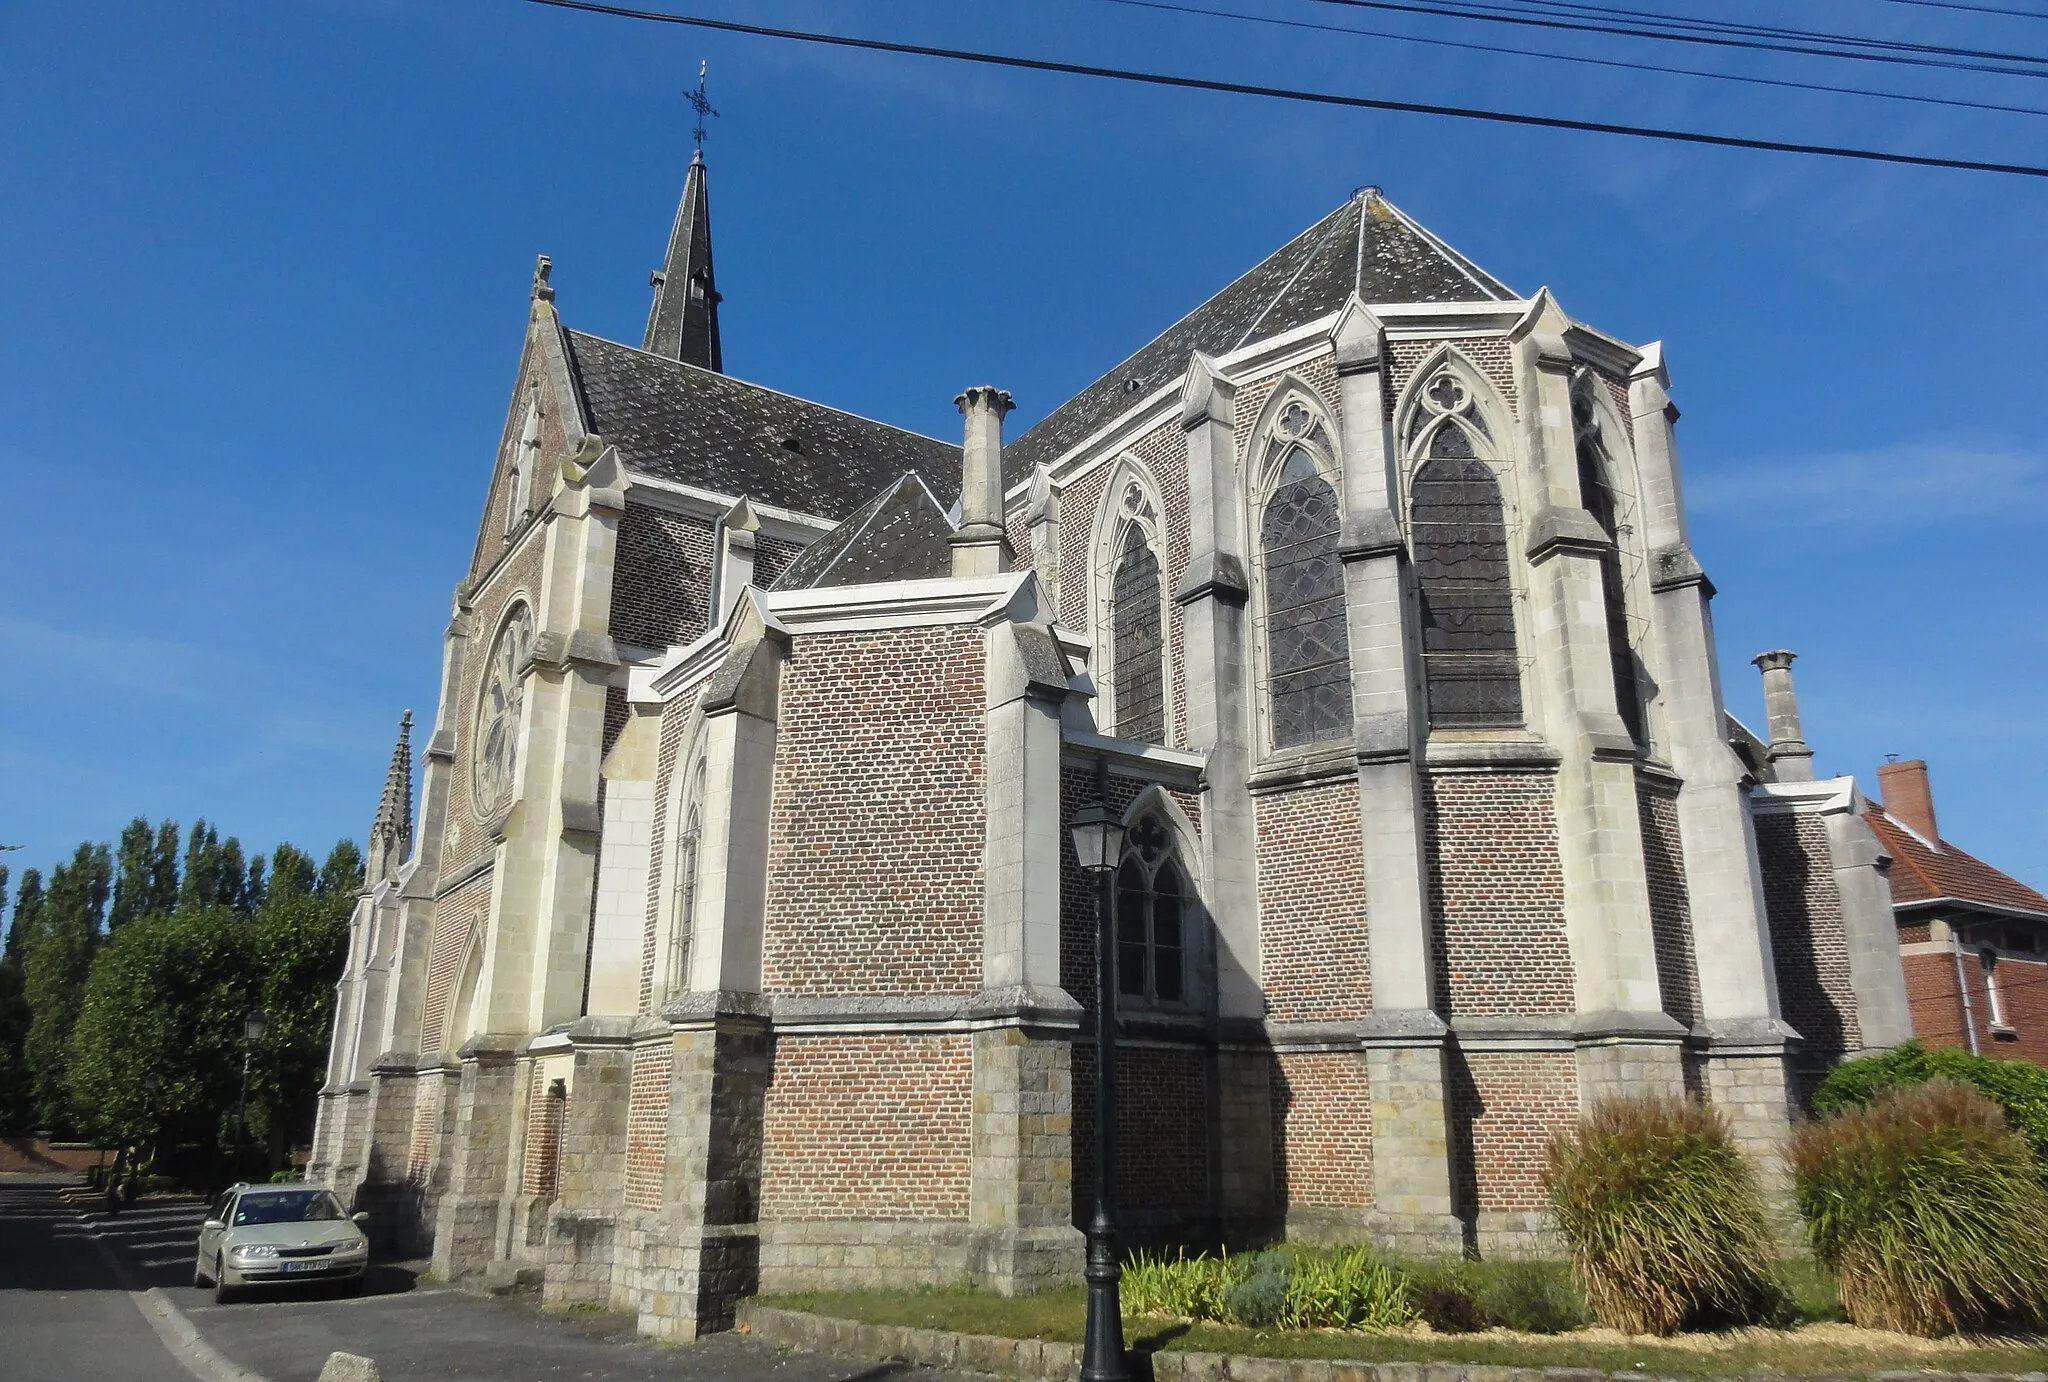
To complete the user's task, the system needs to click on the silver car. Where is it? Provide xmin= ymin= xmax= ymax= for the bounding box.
xmin=192 ymin=1184 xmax=370 ymax=1302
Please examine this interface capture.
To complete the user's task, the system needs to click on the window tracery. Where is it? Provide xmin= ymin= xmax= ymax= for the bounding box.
xmin=471 ymin=601 xmax=534 ymax=819
xmin=1406 ymin=363 xmax=1523 ymax=730
xmin=1256 ymin=396 xmax=1351 ymax=751
xmin=1115 ymin=814 xmax=1187 ymax=1005
xmin=665 ymin=759 xmax=706 ymax=996
xmin=1108 ymin=484 xmax=1166 ymax=743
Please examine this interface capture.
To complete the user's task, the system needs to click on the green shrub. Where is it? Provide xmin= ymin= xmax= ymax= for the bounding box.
xmin=1223 ymin=1250 xmax=1291 ymax=1328
xmin=1476 ymin=1260 xmax=1592 ymax=1334
xmin=1813 ymin=1041 xmax=2048 ymax=1165
xmin=1399 ymin=1261 xmax=1485 ymax=1333
xmin=1122 ymin=1249 xmax=1231 ymax=1320
xmin=1790 ymin=1078 xmax=2048 ymax=1336
xmin=1544 ymin=1095 xmax=1782 ymax=1335
xmin=1280 ymin=1246 xmax=1409 ymax=1331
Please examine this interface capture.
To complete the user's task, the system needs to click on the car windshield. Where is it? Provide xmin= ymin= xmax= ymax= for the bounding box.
xmin=231 ymin=1189 xmax=348 ymax=1226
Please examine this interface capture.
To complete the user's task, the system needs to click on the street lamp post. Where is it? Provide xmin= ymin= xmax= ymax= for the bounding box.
xmin=236 ymin=1008 xmax=269 ymax=1183
xmin=1068 ymin=771 xmax=1128 ymax=1382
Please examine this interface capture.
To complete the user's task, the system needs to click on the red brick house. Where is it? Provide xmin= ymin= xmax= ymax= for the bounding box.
xmin=1867 ymin=759 xmax=2048 ymax=1065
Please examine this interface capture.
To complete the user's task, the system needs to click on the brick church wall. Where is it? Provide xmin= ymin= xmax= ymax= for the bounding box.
xmin=1754 ymin=813 xmax=1860 ymax=1076
xmin=1639 ymin=782 xmax=1703 ymax=1028
xmin=1270 ymin=1051 xmax=1373 ymax=1210
xmin=610 ymin=503 xmax=715 ymax=651
xmin=763 ymin=626 xmax=987 ymax=996
xmin=755 ymin=534 xmax=804 ymax=590
xmin=1072 ymin=1045 xmax=1209 ymax=1221
xmin=421 ymin=871 xmax=492 ymax=1056
xmin=1425 ymin=771 xmax=1572 ymax=1016
xmin=761 ymin=1034 xmax=973 ymax=1220
xmin=1451 ymin=1051 xmax=1578 ymax=1214
xmin=522 ymin=1064 xmax=564 ymax=1198
xmin=623 ymin=1043 xmax=672 ymax=1212
xmin=1254 ymin=783 xmax=1371 ymax=1022
xmin=1385 ymin=339 xmax=1520 ymax=423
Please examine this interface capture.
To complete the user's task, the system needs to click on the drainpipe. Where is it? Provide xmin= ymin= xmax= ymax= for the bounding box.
xmin=1951 ymin=930 xmax=1981 ymax=1056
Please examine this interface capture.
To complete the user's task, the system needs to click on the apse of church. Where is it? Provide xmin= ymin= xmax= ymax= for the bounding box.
xmin=312 ymin=160 xmax=1912 ymax=1337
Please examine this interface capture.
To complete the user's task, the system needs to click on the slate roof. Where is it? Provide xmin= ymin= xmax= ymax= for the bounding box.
xmin=1004 ymin=188 xmax=1517 ymax=486
xmin=562 ymin=329 xmax=960 ymax=522
xmin=769 ymin=473 xmax=957 ymax=591
xmin=1864 ymin=805 xmax=2048 ymax=918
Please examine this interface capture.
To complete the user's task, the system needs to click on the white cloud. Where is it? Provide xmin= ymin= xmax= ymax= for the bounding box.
xmin=1686 ymin=438 xmax=2048 ymax=528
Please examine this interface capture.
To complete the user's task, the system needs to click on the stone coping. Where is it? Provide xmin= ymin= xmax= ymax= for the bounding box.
xmin=735 ymin=1304 xmax=2048 ymax=1382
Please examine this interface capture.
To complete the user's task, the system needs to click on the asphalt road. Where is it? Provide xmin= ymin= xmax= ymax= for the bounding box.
xmin=0 ymin=1174 xmax=197 ymax=1382
xmin=6 ymin=1173 xmax=963 ymax=1382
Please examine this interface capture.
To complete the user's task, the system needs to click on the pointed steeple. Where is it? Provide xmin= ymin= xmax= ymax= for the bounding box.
xmin=367 ymin=710 xmax=414 ymax=884
xmin=642 ymin=151 xmax=723 ymax=370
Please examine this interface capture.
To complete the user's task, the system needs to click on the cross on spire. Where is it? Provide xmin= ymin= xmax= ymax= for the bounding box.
xmin=688 ymin=60 xmax=718 ymax=155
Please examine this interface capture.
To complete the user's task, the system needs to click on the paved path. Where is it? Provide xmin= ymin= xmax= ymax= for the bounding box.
xmin=9 ymin=1173 xmax=962 ymax=1382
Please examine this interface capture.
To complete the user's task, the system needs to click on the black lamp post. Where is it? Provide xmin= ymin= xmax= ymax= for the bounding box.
xmin=236 ymin=1008 xmax=269 ymax=1183
xmin=1068 ymin=784 xmax=1128 ymax=1382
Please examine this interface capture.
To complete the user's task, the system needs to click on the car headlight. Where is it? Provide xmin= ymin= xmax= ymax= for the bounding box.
xmin=231 ymin=1244 xmax=279 ymax=1259
xmin=339 ymin=1238 xmax=368 ymax=1254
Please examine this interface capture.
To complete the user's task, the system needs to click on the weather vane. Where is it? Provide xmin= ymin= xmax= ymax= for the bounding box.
xmin=688 ymin=60 xmax=718 ymax=155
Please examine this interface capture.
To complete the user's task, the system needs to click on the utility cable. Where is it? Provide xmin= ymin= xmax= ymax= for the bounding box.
xmin=1100 ymin=0 xmax=2048 ymax=119
xmin=1867 ymin=0 xmax=2048 ymax=20
xmin=511 ymin=0 xmax=2048 ymax=178
xmin=1307 ymin=0 xmax=2048 ymax=79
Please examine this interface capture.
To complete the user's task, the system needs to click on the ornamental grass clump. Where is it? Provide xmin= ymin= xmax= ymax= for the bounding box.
xmin=1278 ymin=1245 xmax=1409 ymax=1331
xmin=1790 ymin=1078 xmax=2048 ymax=1337
xmin=1122 ymin=1249 xmax=1231 ymax=1321
xmin=1544 ymin=1095 xmax=1781 ymax=1336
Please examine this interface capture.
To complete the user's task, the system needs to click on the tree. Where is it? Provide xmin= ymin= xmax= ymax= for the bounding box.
xmin=179 ymin=822 xmax=221 ymax=913
xmin=110 ymin=817 xmax=181 ymax=931
xmin=248 ymin=888 xmax=352 ymax=1159
xmin=0 ymin=865 xmax=27 ymax=1131
xmin=268 ymin=844 xmax=317 ymax=903
xmin=4 ymin=869 xmax=40 ymax=962
xmin=319 ymin=840 xmax=364 ymax=898
xmin=23 ymin=844 xmax=109 ymax=1130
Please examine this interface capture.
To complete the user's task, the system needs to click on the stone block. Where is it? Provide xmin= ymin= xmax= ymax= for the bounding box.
xmin=317 ymin=1354 xmax=382 ymax=1382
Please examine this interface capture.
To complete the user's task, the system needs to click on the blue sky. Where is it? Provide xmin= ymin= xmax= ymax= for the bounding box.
xmin=3 ymin=0 xmax=2045 ymax=901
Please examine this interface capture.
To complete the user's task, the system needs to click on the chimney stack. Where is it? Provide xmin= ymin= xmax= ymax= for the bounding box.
xmin=1876 ymin=758 xmax=1939 ymax=842
xmin=952 ymin=386 xmax=1014 ymax=578
xmin=1751 ymin=649 xmax=1815 ymax=782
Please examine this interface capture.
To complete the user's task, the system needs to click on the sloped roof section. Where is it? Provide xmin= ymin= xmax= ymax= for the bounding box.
xmin=563 ymin=330 xmax=959 ymax=522
xmin=770 ymin=473 xmax=956 ymax=591
xmin=1004 ymin=188 xmax=1516 ymax=485
xmin=1865 ymin=804 xmax=2048 ymax=917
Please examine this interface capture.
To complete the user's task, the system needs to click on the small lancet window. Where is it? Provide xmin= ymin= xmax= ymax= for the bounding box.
xmin=1110 ymin=520 xmax=1166 ymax=743
xmin=1114 ymin=816 xmax=1187 ymax=1005
xmin=1573 ymin=389 xmax=1645 ymax=745
xmin=666 ymin=761 xmax=706 ymax=995
xmin=1409 ymin=366 xmax=1522 ymax=729
xmin=1262 ymin=436 xmax=1351 ymax=750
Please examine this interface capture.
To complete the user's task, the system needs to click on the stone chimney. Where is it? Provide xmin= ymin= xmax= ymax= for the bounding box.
xmin=1877 ymin=758 xmax=1939 ymax=841
xmin=1751 ymin=649 xmax=1815 ymax=782
xmin=951 ymin=386 xmax=1014 ymax=578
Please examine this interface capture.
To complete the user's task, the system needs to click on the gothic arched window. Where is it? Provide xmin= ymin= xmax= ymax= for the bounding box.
xmin=665 ymin=759 xmax=706 ymax=995
xmin=1259 ymin=401 xmax=1351 ymax=750
xmin=1407 ymin=367 xmax=1523 ymax=729
xmin=1110 ymin=523 xmax=1165 ymax=743
xmin=1115 ymin=815 xmax=1187 ymax=1005
xmin=1573 ymin=386 xmax=1645 ymax=745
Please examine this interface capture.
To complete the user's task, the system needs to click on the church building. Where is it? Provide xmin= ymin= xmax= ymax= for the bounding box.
xmin=312 ymin=149 xmax=1918 ymax=1337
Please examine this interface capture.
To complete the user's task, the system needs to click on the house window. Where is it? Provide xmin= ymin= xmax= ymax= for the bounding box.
xmin=1573 ymin=388 xmax=1645 ymax=745
xmin=1260 ymin=406 xmax=1351 ymax=749
xmin=1110 ymin=522 xmax=1165 ymax=743
xmin=1115 ymin=816 xmax=1187 ymax=1005
xmin=1407 ymin=368 xmax=1521 ymax=729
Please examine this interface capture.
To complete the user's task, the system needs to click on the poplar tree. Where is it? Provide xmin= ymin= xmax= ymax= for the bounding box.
xmin=318 ymin=840 xmax=365 ymax=898
xmin=0 ymin=866 xmax=25 ymax=1130
xmin=179 ymin=821 xmax=221 ymax=913
xmin=109 ymin=817 xmax=181 ymax=931
xmin=23 ymin=844 xmax=109 ymax=1129
xmin=268 ymin=844 xmax=317 ymax=902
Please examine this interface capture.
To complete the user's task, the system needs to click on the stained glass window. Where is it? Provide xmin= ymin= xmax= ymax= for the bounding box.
xmin=1263 ymin=446 xmax=1351 ymax=749
xmin=1575 ymin=414 xmax=1645 ymax=744
xmin=1413 ymin=452 xmax=1523 ymax=728
xmin=1114 ymin=822 xmax=1187 ymax=1005
xmin=666 ymin=756 xmax=704 ymax=996
xmin=1110 ymin=524 xmax=1165 ymax=743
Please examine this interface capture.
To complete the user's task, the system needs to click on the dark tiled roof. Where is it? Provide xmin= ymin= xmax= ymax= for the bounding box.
xmin=769 ymin=474 xmax=956 ymax=591
xmin=563 ymin=330 xmax=959 ymax=522
xmin=1004 ymin=189 xmax=1516 ymax=485
xmin=1865 ymin=805 xmax=2048 ymax=917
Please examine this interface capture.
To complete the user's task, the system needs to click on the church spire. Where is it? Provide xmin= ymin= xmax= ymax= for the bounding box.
xmin=367 ymin=710 xmax=414 ymax=884
xmin=642 ymin=65 xmax=723 ymax=370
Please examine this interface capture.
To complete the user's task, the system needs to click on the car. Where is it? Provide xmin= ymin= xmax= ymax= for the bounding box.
xmin=192 ymin=1184 xmax=370 ymax=1303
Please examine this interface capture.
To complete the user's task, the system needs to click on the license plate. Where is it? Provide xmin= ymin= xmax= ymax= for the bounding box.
xmin=281 ymin=1260 xmax=329 ymax=1274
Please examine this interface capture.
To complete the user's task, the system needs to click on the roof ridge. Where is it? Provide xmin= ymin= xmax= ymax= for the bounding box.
xmin=563 ymin=327 xmax=959 ymax=451
xmin=1370 ymin=191 xmax=1517 ymax=300
xmin=1865 ymin=805 xmax=1943 ymax=899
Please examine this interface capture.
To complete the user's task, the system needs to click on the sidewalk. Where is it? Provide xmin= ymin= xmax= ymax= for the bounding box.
xmin=62 ymin=1181 xmax=970 ymax=1382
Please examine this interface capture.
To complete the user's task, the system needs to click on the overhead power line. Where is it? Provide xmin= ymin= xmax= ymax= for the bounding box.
xmin=1100 ymin=0 xmax=2048 ymax=119
xmin=1455 ymin=0 xmax=2048 ymax=65
xmin=1308 ymin=0 xmax=2048 ymax=78
xmin=1869 ymin=0 xmax=2048 ymax=19
xmin=511 ymin=0 xmax=2048 ymax=178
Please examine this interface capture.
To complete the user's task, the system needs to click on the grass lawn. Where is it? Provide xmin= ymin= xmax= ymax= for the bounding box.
xmin=756 ymin=1277 xmax=2048 ymax=1379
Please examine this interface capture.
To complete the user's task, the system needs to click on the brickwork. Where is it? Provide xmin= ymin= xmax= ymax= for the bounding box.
xmin=1755 ymin=813 xmax=1861 ymax=1059
xmin=408 ymin=1070 xmax=446 ymax=1181
xmin=1638 ymin=783 xmax=1703 ymax=1028
xmin=603 ymin=686 xmax=630 ymax=760
xmin=764 ymin=627 xmax=986 ymax=996
xmin=755 ymin=535 xmax=804 ymax=590
xmin=523 ymin=1064 xmax=565 ymax=1198
xmin=1424 ymin=772 xmax=1572 ymax=1015
xmin=421 ymin=871 xmax=492 ymax=1055
xmin=1254 ymin=784 xmax=1371 ymax=1022
xmin=1055 ymin=465 xmax=1109 ymax=633
xmin=1450 ymin=1051 xmax=1577 ymax=1213
xmin=1906 ymin=947 xmax=2048 ymax=1063
xmin=1386 ymin=340 xmax=1518 ymax=423
xmin=1269 ymin=1051 xmax=1372 ymax=1209
xmin=1072 ymin=1044 xmax=1208 ymax=1216
xmin=1232 ymin=357 xmax=1343 ymax=464
xmin=472 ymin=347 xmax=574 ymax=584
xmin=611 ymin=504 xmax=715 ymax=651
xmin=1058 ymin=768 xmax=1147 ymax=1005
xmin=624 ymin=1041 xmax=673 ymax=1212
xmin=761 ymin=1034 xmax=973 ymax=1220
